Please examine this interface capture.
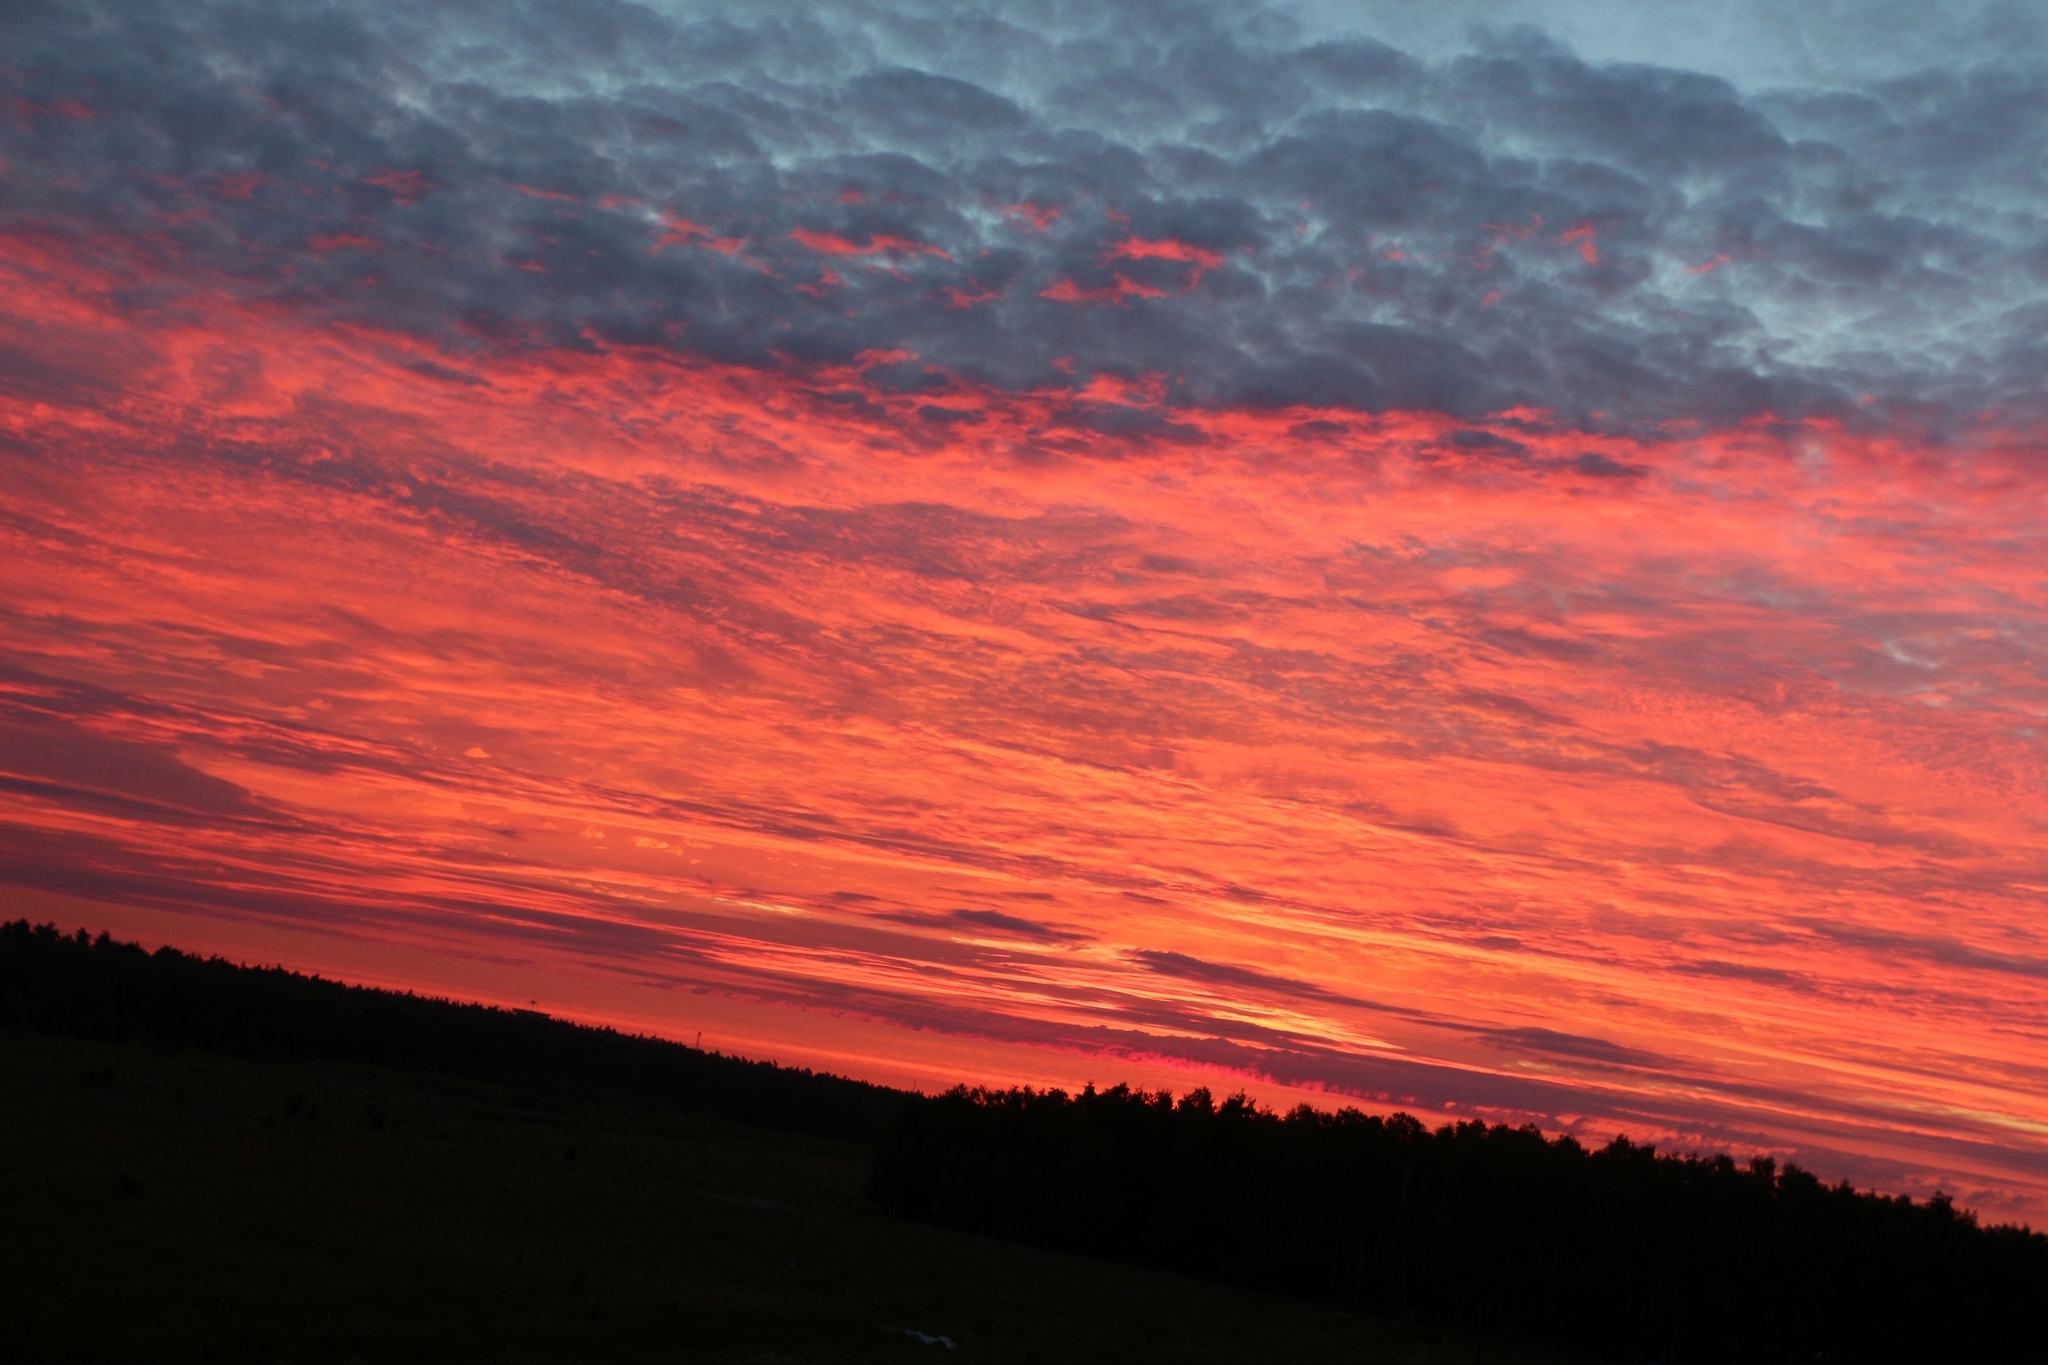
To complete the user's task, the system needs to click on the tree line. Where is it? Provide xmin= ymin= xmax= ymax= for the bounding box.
xmin=0 ymin=919 xmax=905 ymax=1143
xmin=867 ymin=1083 xmax=2048 ymax=1363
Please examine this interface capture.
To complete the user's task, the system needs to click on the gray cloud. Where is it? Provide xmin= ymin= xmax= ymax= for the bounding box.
xmin=4 ymin=0 xmax=2045 ymax=429
xmin=1130 ymin=947 xmax=1381 ymax=1005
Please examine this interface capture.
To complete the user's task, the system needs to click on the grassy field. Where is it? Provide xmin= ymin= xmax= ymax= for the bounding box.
xmin=0 ymin=1029 xmax=1594 ymax=1364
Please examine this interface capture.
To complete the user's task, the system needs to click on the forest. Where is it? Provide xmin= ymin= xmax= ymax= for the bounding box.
xmin=868 ymin=1083 xmax=2048 ymax=1362
xmin=7 ymin=918 xmax=2044 ymax=1362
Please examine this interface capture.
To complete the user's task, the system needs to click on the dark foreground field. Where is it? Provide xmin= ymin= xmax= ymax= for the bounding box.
xmin=0 ymin=1029 xmax=1588 ymax=1365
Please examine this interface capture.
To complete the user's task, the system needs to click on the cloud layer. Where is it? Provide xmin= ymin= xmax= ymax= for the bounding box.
xmin=8 ymin=0 xmax=2048 ymax=429
xmin=5 ymin=0 xmax=2048 ymax=1221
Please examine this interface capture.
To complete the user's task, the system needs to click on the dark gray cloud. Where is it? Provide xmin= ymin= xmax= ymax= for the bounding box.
xmin=5 ymin=0 xmax=2045 ymax=428
xmin=950 ymin=908 xmax=1088 ymax=941
xmin=1130 ymin=947 xmax=1376 ymax=1004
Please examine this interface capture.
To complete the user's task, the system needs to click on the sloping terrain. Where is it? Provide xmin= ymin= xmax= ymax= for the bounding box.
xmin=0 ymin=1029 xmax=1586 ymax=1364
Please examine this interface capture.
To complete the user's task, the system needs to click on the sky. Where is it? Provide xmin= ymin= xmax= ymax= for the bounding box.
xmin=5 ymin=0 xmax=2048 ymax=1221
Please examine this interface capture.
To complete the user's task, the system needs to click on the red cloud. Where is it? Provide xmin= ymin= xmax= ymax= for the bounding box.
xmin=307 ymin=232 xmax=376 ymax=252
xmin=652 ymin=213 xmax=745 ymax=255
xmin=1045 ymin=236 xmax=1229 ymax=304
xmin=1003 ymin=202 xmax=1063 ymax=232
xmin=509 ymin=183 xmax=581 ymax=205
xmin=363 ymin=169 xmax=436 ymax=204
xmin=789 ymin=227 xmax=952 ymax=260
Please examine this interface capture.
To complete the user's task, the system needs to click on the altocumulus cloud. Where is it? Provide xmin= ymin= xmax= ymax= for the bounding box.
xmin=6 ymin=0 xmax=2047 ymax=429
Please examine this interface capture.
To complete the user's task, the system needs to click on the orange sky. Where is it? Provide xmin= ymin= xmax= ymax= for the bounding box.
xmin=5 ymin=226 xmax=2047 ymax=1224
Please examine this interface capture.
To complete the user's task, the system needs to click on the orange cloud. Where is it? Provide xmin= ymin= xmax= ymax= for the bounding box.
xmin=5 ymin=227 xmax=2048 ymax=1225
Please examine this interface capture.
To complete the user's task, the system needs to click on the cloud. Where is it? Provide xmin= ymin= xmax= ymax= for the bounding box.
xmin=1469 ymin=1025 xmax=1670 ymax=1070
xmin=951 ymin=909 xmax=1090 ymax=942
xmin=0 ymin=714 xmax=265 ymax=825
xmin=3 ymin=0 xmax=2044 ymax=429
xmin=1130 ymin=948 xmax=1364 ymax=1002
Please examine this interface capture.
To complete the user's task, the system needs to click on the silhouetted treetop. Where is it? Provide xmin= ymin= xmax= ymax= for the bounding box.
xmin=869 ymin=1082 xmax=2046 ymax=1364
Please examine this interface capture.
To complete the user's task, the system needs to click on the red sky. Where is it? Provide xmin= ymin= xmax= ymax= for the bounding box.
xmin=5 ymin=0 xmax=2048 ymax=1228
xmin=7 ymin=225 xmax=2047 ymax=1222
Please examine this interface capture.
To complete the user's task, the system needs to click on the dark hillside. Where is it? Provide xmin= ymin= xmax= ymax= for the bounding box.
xmin=0 ymin=919 xmax=904 ymax=1143
xmin=2 ymin=1028 xmax=1592 ymax=1363
xmin=10 ymin=918 xmax=2041 ymax=1363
